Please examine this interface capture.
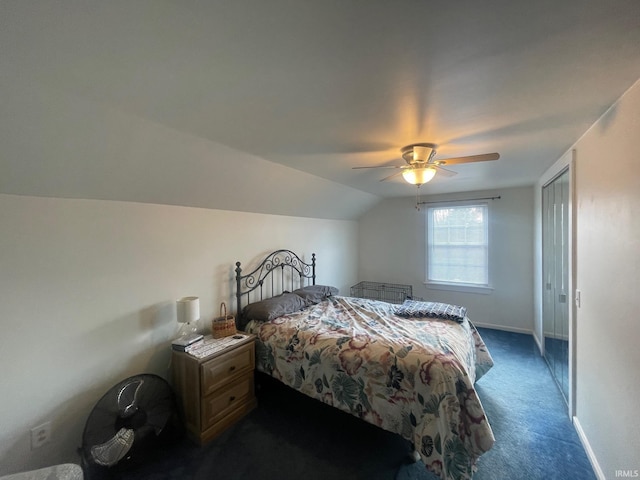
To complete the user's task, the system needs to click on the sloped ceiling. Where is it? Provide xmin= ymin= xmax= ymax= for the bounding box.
xmin=1 ymin=1 xmax=639 ymax=219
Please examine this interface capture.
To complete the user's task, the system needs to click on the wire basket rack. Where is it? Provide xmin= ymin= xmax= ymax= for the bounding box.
xmin=350 ymin=281 xmax=419 ymax=304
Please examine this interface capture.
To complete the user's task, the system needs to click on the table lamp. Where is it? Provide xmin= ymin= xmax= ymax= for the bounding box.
xmin=174 ymin=296 xmax=204 ymax=349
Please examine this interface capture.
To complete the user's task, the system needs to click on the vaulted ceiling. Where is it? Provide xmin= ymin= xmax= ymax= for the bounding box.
xmin=2 ymin=1 xmax=640 ymax=214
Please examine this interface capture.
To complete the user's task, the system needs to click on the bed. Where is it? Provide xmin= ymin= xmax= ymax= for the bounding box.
xmin=234 ymin=250 xmax=495 ymax=480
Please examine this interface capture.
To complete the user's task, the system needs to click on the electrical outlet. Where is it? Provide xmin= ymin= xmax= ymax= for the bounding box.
xmin=31 ymin=421 xmax=51 ymax=449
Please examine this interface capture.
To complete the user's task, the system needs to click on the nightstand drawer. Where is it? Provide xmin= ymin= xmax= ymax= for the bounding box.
xmin=201 ymin=374 xmax=254 ymax=430
xmin=200 ymin=342 xmax=254 ymax=396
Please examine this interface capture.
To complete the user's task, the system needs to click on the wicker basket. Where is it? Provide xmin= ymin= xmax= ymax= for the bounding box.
xmin=211 ymin=302 xmax=237 ymax=338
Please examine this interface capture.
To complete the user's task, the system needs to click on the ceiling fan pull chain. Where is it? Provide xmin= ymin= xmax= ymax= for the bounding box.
xmin=415 ymin=186 xmax=421 ymax=211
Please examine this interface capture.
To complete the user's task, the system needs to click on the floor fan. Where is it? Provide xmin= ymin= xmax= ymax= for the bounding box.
xmin=80 ymin=374 xmax=181 ymax=476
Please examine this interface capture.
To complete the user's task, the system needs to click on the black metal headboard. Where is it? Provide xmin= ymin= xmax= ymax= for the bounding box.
xmin=235 ymin=249 xmax=316 ymax=325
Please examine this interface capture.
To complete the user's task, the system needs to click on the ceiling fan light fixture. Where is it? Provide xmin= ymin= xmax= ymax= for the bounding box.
xmin=402 ymin=166 xmax=436 ymax=186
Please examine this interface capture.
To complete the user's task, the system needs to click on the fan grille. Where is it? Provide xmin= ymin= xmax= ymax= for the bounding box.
xmin=81 ymin=374 xmax=180 ymax=471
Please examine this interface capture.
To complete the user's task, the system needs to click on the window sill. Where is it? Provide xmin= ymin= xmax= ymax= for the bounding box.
xmin=424 ymin=281 xmax=494 ymax=295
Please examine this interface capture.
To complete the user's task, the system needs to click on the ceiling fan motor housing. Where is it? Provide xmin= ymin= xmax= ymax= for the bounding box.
xmin=401 ymin=143 xmax=437 ymax=163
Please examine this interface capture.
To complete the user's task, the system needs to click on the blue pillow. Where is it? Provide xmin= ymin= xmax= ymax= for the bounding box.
xmin=395 ymin=299 xmax=467 ymax=322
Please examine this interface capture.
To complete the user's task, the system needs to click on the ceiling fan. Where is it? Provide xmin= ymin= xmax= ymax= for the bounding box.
xmin=352 ymin=142 xmax=500 ymax=186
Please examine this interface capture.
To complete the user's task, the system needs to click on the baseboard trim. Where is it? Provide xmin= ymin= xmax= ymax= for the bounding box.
xmin=573 ymin=416 xmax=605 ymax=480
xmin=532 ymin=332 xmax=543 ymax=355
xmin=472 ymin=322 xmax=533 ymax=335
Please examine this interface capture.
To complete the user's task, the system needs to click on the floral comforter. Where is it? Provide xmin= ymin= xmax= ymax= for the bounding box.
xmin=245 ymin=296 xmax=495 ymax=480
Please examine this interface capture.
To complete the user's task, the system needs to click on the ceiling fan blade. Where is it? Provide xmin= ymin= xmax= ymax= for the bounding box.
xmin=379 ymin=171 xmax=403 ymax=182
xmin=438 ymin=152 xmax=500 ymax=165
xmin=433 ymin=165 xmax=457 ymax=177
xmin=352 ymin=165 xmax=402 ymax=170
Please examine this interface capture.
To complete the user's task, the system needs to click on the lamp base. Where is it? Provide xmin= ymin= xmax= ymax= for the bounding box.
xmin=178 ymin=320 xmax=198 ymax=336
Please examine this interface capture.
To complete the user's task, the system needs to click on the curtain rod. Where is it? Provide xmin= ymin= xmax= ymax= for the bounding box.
xmin=417 ymin=195 xmax=501 ymax=206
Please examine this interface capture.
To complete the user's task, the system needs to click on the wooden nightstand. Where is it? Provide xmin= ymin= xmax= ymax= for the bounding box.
xmin=171 ymin=334 xmax=257 ymax=444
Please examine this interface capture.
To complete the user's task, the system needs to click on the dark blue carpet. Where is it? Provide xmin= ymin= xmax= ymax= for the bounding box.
xmin=98 ymin=328 xmax=595 ymax=480
xmin=397 ymin=328 xmax=596 ymax=480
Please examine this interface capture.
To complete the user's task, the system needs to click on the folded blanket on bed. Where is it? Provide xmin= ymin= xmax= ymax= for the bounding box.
xmin=395 ymin=299 xmax=467 ymax=322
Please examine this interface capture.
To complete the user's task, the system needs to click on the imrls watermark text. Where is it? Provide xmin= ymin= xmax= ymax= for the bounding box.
xmin=615 ymin=470 xmax=639 ymax=478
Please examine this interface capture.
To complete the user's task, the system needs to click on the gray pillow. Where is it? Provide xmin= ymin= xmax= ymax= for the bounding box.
xmin=242 ymin=293 xmax=307 ymax=322
xmin=292 ymin=285 xmax=339 ymax=305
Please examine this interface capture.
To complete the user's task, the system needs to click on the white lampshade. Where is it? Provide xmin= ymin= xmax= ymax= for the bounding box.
xmin=402 ymin=167 xmax=436 ymax=186
xmin=177 ymin=296 xmax=200 ymax=324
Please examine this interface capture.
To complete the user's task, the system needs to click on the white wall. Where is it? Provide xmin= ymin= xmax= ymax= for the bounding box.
xmin=570 ymin=79 xmax=640 ymax=478
xmin=357 ymin=186 xmax=534 ymax=332
xmin=0 ymin=193 xmax=358 ymax=475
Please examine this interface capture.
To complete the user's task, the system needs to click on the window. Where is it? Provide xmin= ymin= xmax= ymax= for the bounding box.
xmin=426 ymin=203 xmax=489 ymax=289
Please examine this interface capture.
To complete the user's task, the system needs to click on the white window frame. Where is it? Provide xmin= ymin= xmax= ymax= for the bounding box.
xmin=425 ymin=201 xmax=493 ymax=294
